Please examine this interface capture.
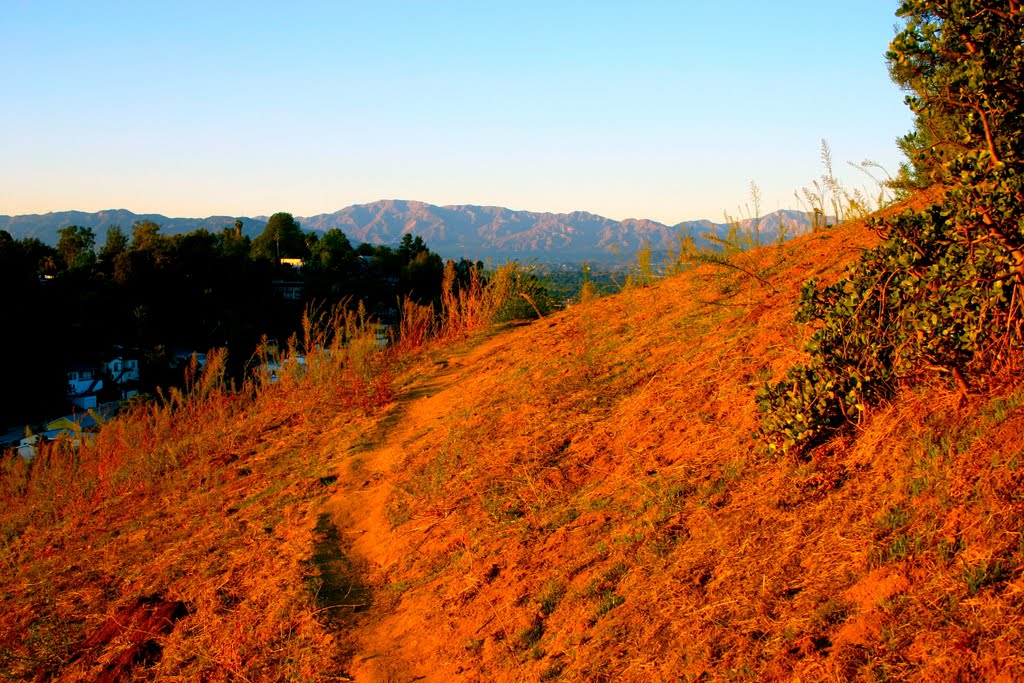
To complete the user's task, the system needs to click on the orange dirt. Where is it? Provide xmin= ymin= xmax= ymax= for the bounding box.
xmin=327 ymin=330 xmax=520 ymax=681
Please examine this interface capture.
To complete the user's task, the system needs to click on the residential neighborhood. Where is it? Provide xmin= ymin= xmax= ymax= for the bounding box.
xmin=1 ymin=347 xmax=201 ymax=459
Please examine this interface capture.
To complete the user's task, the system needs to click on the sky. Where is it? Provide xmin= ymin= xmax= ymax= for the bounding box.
xmin=1 ymin=1 xmax=914 ymax=225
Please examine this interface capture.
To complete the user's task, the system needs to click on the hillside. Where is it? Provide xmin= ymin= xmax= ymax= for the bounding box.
xmin=0 ymin=202 xmax=816 ymax=264
xmin=3 ymin=194 xmax=1024 ymax=681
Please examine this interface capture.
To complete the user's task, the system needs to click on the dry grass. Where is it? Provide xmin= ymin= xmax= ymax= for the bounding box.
xmin=3 ymin=187 xmax=1022 ymax=681
xmin=0 ymin=316 xmax=397 ymax=681
xmin=330 ymin=189 xmax=1024 ymax=682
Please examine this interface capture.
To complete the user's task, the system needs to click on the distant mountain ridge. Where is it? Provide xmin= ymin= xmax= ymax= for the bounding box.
xmin=0 ymin=209 xmax=269 ymax=242
xmin=0 ymin=201 xmax=818 ymax=263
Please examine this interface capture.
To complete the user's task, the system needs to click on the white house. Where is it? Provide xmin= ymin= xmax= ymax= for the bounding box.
xmin=67 ymin=366 xmax=100 ymax=394
xmin=17 ymin=435 xmax=40 ymax=460
xmin=67 ymin=364 xmax=103 ymax=410
xmin=105 ymin=357 xmax=140 ymax=385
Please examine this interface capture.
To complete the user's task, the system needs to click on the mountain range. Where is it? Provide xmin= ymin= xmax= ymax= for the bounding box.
xmin=0 ymin=201 xmax=818 ymax=263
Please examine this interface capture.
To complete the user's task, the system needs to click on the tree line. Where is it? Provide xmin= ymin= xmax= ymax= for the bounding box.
xmin=0 ymin=212 xmax=474 ymax=426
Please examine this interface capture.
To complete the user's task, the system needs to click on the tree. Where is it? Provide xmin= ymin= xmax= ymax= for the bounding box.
xmin=0 ymin=230 xmax=30 ymax=286
xmin=758 ymin=1 xmax=1024 ymax=453
xmin=0 ymin=233 xmax=67 ymax=422
xmin=403 ymin=247 xmax=444 ymax=299
xmin=99 ymin=225 xmax=128 ymax=266
xmin=56 ymin=225 xmax=97 ymax=271
xmin=251 ymin=212 xmax=309 ymax=261
xmin=14 ymin=236 xmax=58 ymax=277
xmin=887 ymin=1 xmax=1024 ymax=307
xmin=888 ymin=1 xmax=1024 ymax=184
xmin=218 ymin=222 xmax=250 ymax=260
xmin=131 ymin=219 xmax=163 ymax=251
xmin=885 ymin=1 xmax=1024 ymax=309
xmin=172 ymin=229 xmax=219 ymax=276
xmin=311 ymin=228 xmax=357 ymax=272
xmin=398 ymin=233 xmax=427 ymax=264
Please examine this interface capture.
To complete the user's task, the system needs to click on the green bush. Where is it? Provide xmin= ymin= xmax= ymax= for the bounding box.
xmin=758 ymin=171 xmax=1021 ymax=452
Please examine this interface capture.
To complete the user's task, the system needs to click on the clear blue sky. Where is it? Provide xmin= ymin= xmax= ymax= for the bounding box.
xmin=1 ymin=1 xmax=912 ymax=224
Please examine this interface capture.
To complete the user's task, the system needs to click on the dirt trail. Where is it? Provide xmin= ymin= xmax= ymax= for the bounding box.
xmin=321 ymin=328 xmax=519 ymax=682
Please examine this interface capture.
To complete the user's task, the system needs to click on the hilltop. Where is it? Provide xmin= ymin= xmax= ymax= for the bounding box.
xmin=2 ymin=192 xmax=1023 ymax=681
xmin=0 ymin=202 xmax=817 ymax=264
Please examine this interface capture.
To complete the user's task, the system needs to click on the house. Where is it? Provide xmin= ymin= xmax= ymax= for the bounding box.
xmin=67 ymin=364 xmax=101 ymax=394
xmin=18 ymin=411 xmax=101 ymax=459
xmin=104 ymin=353 xmax=141 ymax=399
xmin=67 ymin=363 xmax=103 ymax=410
xmin=105 ymin=356 xmax=140 ymax=385
xmin=17 ymin=435 xmax=40 ymax=460
xmin=46 ymin=412 xmax=101 ymax=433
xmin=280 ymin=258 xmax=305 ymax=268
xmin=14 ymin=404 xmax=117 ymax=460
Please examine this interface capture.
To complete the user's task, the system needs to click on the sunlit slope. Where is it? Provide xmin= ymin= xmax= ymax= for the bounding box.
xmin=3 ymin=190 xmax=1023 ymax=681
xmin=334 ymin=201 xmax=1024 ymax=681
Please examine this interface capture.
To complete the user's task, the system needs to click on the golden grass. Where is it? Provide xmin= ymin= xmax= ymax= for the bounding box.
xmin=3 ymin=187 xmax=1022 ymax=681
xmin=329 ymin=192 xmax=1024 ymax=681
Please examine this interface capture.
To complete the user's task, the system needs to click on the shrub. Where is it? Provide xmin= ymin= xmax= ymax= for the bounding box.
xmin=757 ymin=186 xmax=1019 ymax=452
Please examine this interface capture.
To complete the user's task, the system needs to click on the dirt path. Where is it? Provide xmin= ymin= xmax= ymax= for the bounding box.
xmin=320 ymin=328 xmax=518 ymax=682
